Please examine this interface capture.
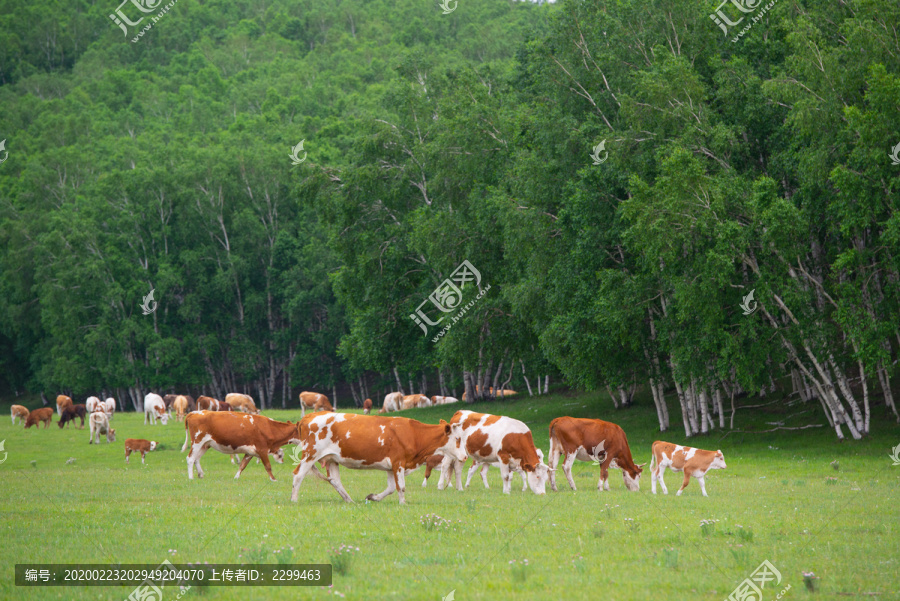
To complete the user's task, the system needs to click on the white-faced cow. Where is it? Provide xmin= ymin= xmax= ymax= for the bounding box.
xmin=226 ymin=393 xmax=260 ymax=414
xmin=144 ymin=393 xmax=169 ymax=425
xmin=125 ymin=438 xmax=157 ymax=464
xmin=89 ymin=411 xmax=116 ymax=444
xmin=299 ymin=391 xmax=333 ymax=417
xmin=290 ymin=413 xmax=466 ymax=505
xmin=11 ymin=404 xmax=29 ymax=425
xmin=650 ymin=441 xmax=727 ymax=497
xmin=548 ymin=417 xmax=644 ymax=492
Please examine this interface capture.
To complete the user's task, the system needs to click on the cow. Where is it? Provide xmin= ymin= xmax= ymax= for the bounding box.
xmin=401 ymin=394 xmax=429 ymax=410
xmin=88 ymin=411 xmax=116 ymax=444
xmin=197 ymin=396 xmax=219 ymax=411
xmin=438 ymin=410 xmax=551 ymax=495
xmin=59 ymin=404 xmax=87 ymax=429
xmin=421 ymin=453 xmax=461 ymax=487
xmin=144 ymin=393 xmax=169 ymax=425
xmin=495 ymin=389 xmax=517 ymax=397
xmin=103 ymin=397 xmax=116 ymax=419
xmin=25 ymin=407 xmax=54 ymax=429
xmin=56 ymin=395 xmax=73 ymax=417
xmin=86 ymin=396 xmax=102 ymax=413
xmin=225 ymin=393 xmax=259 ymax=414
xmin=363 ymin=399 xmax=373 ymax=414
xmin=165 ymin=394 xmax=196 ymax=413
xmin=431 ymin=396 xmax=459 ymax=405
xmin=299 ymin=391 xmax=333 ymax=417
xmin=379 ymin=392 xmax=403 ymax=414
xmin=650 ymin=441 xmax=727 ymax=497
xmin=548 ymin=417 xmax=644 ymax=492
xmin=11 ymin=405 xmax=29 ymax=425
xmin=125 ymin=439 xmax=158 ymax=464
xmin=173 ymin=395 xmax=188 ymax=421
xmin=290 ymin=413 xmax=466 ymax=505
xmin=182 ymin=411 xmax=302 ymax=481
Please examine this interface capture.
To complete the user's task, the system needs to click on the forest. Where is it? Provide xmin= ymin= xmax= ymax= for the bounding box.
xmin=1 ymin=0 xmax=898 ymax=441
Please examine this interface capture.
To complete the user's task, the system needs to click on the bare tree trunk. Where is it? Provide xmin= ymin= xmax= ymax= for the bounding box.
xmin=349 ymin=379 xmax=361 ymax=406
xmin=438 ymin=367 xmax=447 ymax=398
xmin=606 ymin=385 xmax=620 ymax=409
xmin=696 ymin=378 xmax=710 ymax=434
xmin=876 ymin=361 xmax=898 ymax=421
xmin=714 ymin=385 xmax=725 ymax=429
xmin=544 ymin=375 xmax=549 ymax=394
xmin=332 ymin=383 xmax=338 ymax=410
xmin=393 ymin=366 xmax=404 ymax=395
xmin=828 ymin=355 xmax=864 ymax=433
xmin=421 ymin=371 xmax=428 ymax=395
xmin=520 ymin=360 xmax=534 ymax=396
xmin=463 ymin=371 xmax=476 ymax=404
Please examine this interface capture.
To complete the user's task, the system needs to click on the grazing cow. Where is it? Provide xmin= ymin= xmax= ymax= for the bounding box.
xmin=25 ymin=407 xmax=54 ymax=429
xmin=363 ymin=399 xmax=373 ymax=414
xmin=439 ymin=410 xmax=551 ymax=495
xmin=56 ymin=395 xmax=73 ymax=416
xmin=125 ymin=439 xmax=158 ymax=464
xmin=299 ymin=391 xmax=333 ymax=417
xmin=197 ymin=396 xmax=218 ymax=411
xmin=290 ymin=413 xmax=466 ymax=505
xmin=548 ymin=417 xmax=644 ymax=492
xmin=182 ymin=411 xmax=301 ymax=481
xmin=401 ymin=394 xmax=430 ymax=410
xmin=86 ymin=396 xmax=102 ymax=413
xmin=103 ymin=397 xmax=116 ymax=419
xmin=11 ymin=405 xmax=29 ymax=425
xmin=431 ymin=395 xmax=459 ymax=406
xmin=225 ymin=393 xmax=260 ymax=414
xmin=144 ymin=393 xmax=169 ymax=425
xmin=650 ymin=441 xmax=727 ymax=497
xmin=173 ymin=395 xmax=188 ymax=421
xmin=379 ymin=392 xmax=403 ymax=414
xmin=59 ymin=404 xmax=87 ymax=429
xmin=88 ymin=411 xmax=116 ymax=444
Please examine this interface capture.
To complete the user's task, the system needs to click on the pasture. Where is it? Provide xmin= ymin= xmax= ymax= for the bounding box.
xmin=1 ymin=392 xmax=897 ymax=600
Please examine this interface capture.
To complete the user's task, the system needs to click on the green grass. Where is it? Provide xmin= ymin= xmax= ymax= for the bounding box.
xmin=1 ymin=391 xmax=898 ymax=600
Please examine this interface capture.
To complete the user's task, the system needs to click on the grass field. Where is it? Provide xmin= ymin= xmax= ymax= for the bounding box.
xmin=1 ymin=391 xmax=898 ymax=600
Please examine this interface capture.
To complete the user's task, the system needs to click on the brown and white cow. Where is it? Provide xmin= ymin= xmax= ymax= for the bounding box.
xmin=56 ymin=395 xmax=73 ymax=417
xmin=11 ymin=405 xmax=29 ymax=425
xmin=290 ymin=413 xmax=466 ymax=504
xmin=89 ymin=411 xmax=116 ymax=444
xmin=144 ymin=393 xmax=169 ymax=425
xmin=182 ymin=411 xmax=302 ymax=481
xmin=363 ymin=398 xmax=373 ymax=414
xmin=86 ymin=396 xmax=102 ymax=413
xmin=103 ymin=397 xmax=116 ymax=419
xmin=195 ymin=396 xmax=218 ymax=411
xmin=226 ymin=393 xmax=259 ymax=414
xmin=59 ymin=404 xmax=87 ymax=429
xmin=548 ymin=417 xmax=644 ymax=492
xmin=431 ymin=395 xmax=459 ymax=406
xmin=650 ymin=441 xmax=727 ymax=497
xmin=439 ymin=410 xmax=551 ymax=495
xmin=299 ymin=391 xmax=333 ymax=417
xmin=172 ymin=395 xmax=188 ymax=421
xmin=25 ymin=407 xmax=54 ymax=429
xmin=379 ymin=392 xmax=403 ymax=414
xmin=125 ymin=438 xmax=158 ymax=464
xmin=401 ymin=394 xmax=430 ymax=410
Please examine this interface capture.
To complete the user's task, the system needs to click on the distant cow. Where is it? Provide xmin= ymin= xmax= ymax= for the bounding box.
xmin=173 ymin=395 xmax=188 ymax=421
xmin=299 ymin=391 xmax=333 ymax=417
xmin=59 ymin=404 xmax=87 ymax=429
xmin=401 ymin=394 xmax=429 ymax=410
xmin=56 ymin=395 xmax=72 ymax=416
xmin=165 ymin=394 xmax=196 ymax=413
xmin=182 ymin=411 xmax=302 ymax=481
xmin=363 ymin=399 xmax=373 ymax=414
xmin=103 ymin=397 xmax=116 ymax=419
xmin=431 ymin=396 xmax=459 ymax=406
xmin=25 ymin=407 xmax=54 ymax=429
xmin=379 ymin=392 xmax=403 ymax=414
xmin=197 ymin=396 xmax=219 ymax=411
xmin=549 ymin=417 xmax=644 ymax=492
xmin=86 ymin=396 xmax=102 ymax=413
xmin=144 ymin=393 xmax=169 ymax=425
xmin=225 ymin=393 xmax=259 ymax=414
xmin=89 ymin=411 xmax=116 ymax=444
xmin=290 ymin=413 xmax=466 ymax=504
xmin=125 ymin=439 xmax=157 ymax=464
xmin=650 ymin=441 xmax=727 ymax=497
xmin=11 ymin=405 xmax=29 ymax=425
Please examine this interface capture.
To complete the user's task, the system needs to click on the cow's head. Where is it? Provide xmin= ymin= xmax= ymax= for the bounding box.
xmin=523 ymin=448 xmax=552 ymax=495
xmin=711 ymin=450 xmax=727 ymax=470
xmin=437 ymin=419 xmax=467 ymax=462
xmin=159 ymin=412 xmax=169 ymax=425
xmin=107 ymin=429 xmax=117 ymax=443
xmin=621 ymin=460 xmax=646 ymax=492
xmin=149 ymin=441 xmax=158 ymax=451
xmin=271 ymin=448 xmax=285 ymax=464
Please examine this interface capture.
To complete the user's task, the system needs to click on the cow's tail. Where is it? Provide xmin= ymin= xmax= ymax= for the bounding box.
xmin=548 ymin=419 xmax=559 ymax=455
xmin=181 ymin=419 xmax=191 ymax=453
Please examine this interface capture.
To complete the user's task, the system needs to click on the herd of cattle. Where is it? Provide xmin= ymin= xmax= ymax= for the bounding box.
xmin=12 ymin=390 xmax=728 ymax=503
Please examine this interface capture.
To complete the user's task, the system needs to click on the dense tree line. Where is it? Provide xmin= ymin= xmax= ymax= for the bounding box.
xmin=1 ymin=0 xmax=898 ymax=439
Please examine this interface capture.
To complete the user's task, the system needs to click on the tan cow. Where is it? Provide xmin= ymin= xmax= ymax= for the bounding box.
xmin=290 ymin=413 xmax=466 ymax=504
xmin=182 ymin=411 xmax=302 ymax=481
xmin=549 ymin=417 xmax=644 ymax=492
xmin=299 ymin=391 xmax=333 ymax=417
xmin=88 ymin=411 xmax=116 ymax=444
xmin=11 ymin=405 xmax=29 ymax=425
xmin=401 ymin=394 xmax=429 ymax=410
xmin=650 ymin=441 xmax=727 ymax=497
xmin=173 ymin=395 xmax=188 ymax=421
xmin=363 ymin=399 xmax=373 ymax=414
xmin=125 ymin=439 xmax=158 ymax=464
xmin=226 ymin=393 xmax=259 ymax=414
xmin=431 ymin=395 xmax=459 ymax=405
xmin=25 ymin=407 xmax=54 ymax=429
xmin=56 ymin=395 xmax=72 ymax=417
xmin=380 ymin=392 xmax=403 ymax=414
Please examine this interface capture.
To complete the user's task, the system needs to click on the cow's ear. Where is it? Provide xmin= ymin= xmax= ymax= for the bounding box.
xmin=522 ymin=462 xmax=535 ymax=472
xmin=438 ymin=419 xmax=448 ymax=426
xmin=444 ymin=422 xmax=451 ymax=434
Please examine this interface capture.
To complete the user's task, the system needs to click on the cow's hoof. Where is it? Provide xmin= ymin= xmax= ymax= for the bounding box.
xmin=364 ymin=494 xmax=378 ymax=502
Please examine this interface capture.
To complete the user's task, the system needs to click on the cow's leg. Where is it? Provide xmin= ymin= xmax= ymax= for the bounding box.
xmin=521 ymin=470 xmax=528 ymax=492
xmin=697 ymin=474 xmax=709 ymax=497
xmin=657 ymin=467 xmax=669 ymax=495
xmin=235 ymin=454 xmax=254 ymax=479
xmin=144 ymin=411 xmax=148 ymax=425
xmin=125 ymin=449 xmax=131 ymax=463
xmin=563 ymin=453 xmax=578 ymax=491
xmin=187 ymin=443 xmax=209 ymax=479
xmin=464 ymin=461 xmax=480 ymax=489
xmin=549 ymin=442 xmax=561 ymax=492
xmin=258 ymin=451 xmax=276 ymax=482
xmin=395 ymin=469 xmax=407 ymax=504
xmin=290 ymin=460 xmax=320 ymax=502
xmin=322 ymin=462 xmax=354 ymax=502
xmin=499 ymin=462 xmax=512 ymax=494
xmin=140 ymin=451 xmax=146 ymax=465
xmin=454 ymin=459 xmax=463 ymax=491
xmin=365 ymin=471 xmax=397 ymax=503
xmin=480 ymin=464 xmax=491 ymax=488
xmin=598 ymin=465 xmax=609 ymax=491
xmin=676 ymin=472 xmax=691 ymax=496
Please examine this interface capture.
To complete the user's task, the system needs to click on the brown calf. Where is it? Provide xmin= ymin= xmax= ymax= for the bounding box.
xmin=549 ymin=417 xmax=644 ymax=492
xmin=59 ymin=404 xmax=87 ymax=429
xmin=125 ymin=439 xmax=158 ymax=464
xmin=25 ymin=407 xmax=54 ymax=429
xmin=363 ymin=399 xmax=373 ymax=414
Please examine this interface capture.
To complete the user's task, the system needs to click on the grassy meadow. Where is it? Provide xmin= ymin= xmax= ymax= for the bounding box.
xmin=0 ymin=391 xmax=898 ymax=600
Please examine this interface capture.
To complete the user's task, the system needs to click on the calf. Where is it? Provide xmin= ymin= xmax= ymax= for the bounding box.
xmin=11 ymin=405 xmax=29 ymax=425
xmin=549 ymin=417 xmax=643 ymax=492
xmin=439 ymin=410 xmax=551 ymax=495
xmin=380 ymin=392 xmax=403 ymax=414
xmin=363 ymin=399 xmax=373 ymax=414
xmin=650 ymin=441 xmax=727 ymax=497
xmin=89 ymin=411 xmax=116 ymax=444
xmin=125 ymin=439 xmax=158 ymax=464
xmin=173 ymin=395 xmax=188 ymax=421
xmin=86 ymin=396 xmax=102 ymax=413
xmin=226 ymin=393 xmax=259 ymax=414
xmin=144 ymin=393 xmax=169 ymax=425
xmin=299 ymin=391 xmax=333 ymax=417
xmin=25 ymin=407 xmax=54 ymax=429
xmin=291 ymin=413 xmax=466 ymax=505
xmin=56 ymin=395 xmax=72 ymax=417
xmin=59 ymin=404 xmax=87 ymax=429
xmin=182 ymin=411 xmax=302 ymax=481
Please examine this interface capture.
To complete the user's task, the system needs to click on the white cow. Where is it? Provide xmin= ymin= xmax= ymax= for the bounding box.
xmin=430 ymin=395 xmax=459 ymax=405
xmin=86 ymin=396 xmax=102 ymax=413
xmin=103 ymin=397 xmax=116 ymax=419
xmin=144 ymin=393 xmax=169 ymax=425
xmin=89 ymin=411 xmax=116 ymax=444
xmin=380 ymin=392 xmax=403 ymax=414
